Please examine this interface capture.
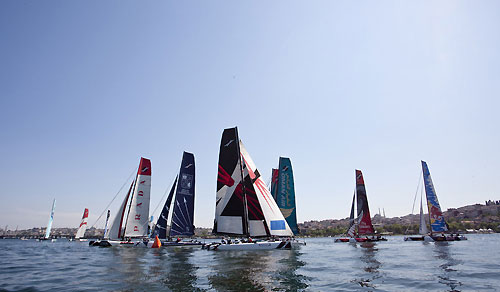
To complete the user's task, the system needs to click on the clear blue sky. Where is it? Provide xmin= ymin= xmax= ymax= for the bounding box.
xmin=1 ymin=1 xmax=499 ymax=229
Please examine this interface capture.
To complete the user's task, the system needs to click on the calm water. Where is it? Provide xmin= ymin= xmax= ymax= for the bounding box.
xmin=1 ymin=234 xmax=499 ymax=291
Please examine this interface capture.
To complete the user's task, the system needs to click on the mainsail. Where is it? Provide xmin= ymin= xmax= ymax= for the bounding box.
xmin=213 ymin=127 xmax=293 ymax=238
xmin=153 ymin=176 xmax=177 ymax=239
xmin=214 ymin=127 xmax=247 ymax=235
xmin=346 ymin=191 xmax=356 ymax=237
xmin=105 ymin=157 xmax=152 ymax=239
xmin=75 ymin=208 xmax=89 ymax=239
xmin=275 ymin=157 xmax=299 ymax=235
xmin=124 ymin=158 xmax=152 ymax=237
xmin=355 ymin=170 xmax=375 ymax=235
xmin=170 ymin=152 xmax=196 ymax=237
xmin=45 ymin=199 xmax=56 ymax=239
xmin=421 ymin=160 xmax=448 ymax=233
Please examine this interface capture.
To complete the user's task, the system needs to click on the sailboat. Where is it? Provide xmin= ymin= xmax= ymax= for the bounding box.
xmin=272 ymin=157 xmax=300 ymax=235
xmin=419 ymin=161 xmax=466 ymax=242
xmin=90 ymin=157 xmax=152 ymax=247
xmin=207 ymin=127 xmax=297 ymax=250
xmin=75 ymin=208 xmax=89 ymax=241
xmin=335 ymin=170 xmax=386 ymax=243
xmin=404 ymin=196 xmax=430 ymax=241
xmin=40 ymin=199 xmax=56 ymax=241
xmin=151 ymin=152 xmax=201 ymax=247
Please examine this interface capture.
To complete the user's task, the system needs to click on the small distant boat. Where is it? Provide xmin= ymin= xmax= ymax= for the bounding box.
xmin=75 ymin=208 xmax=89 ymax=241
xmin=271 ymin=157 xmax=300 ymax=236
xmin=90 ymin=158 xmax=152 ymax=247
xmin=335 ymin=170 xmax=386 ymax=243
xmin=39 ymin=199 xmax=56 ymax=241
xmin=206 ymin=127 xmax=298 ymax=251
xmin=150 ymin=152 xmax=201 ymax=247
xmin=404 ymin=195 xmax=430 ymax=241
xmin=408 ymin=161 xmax=467 ymax=242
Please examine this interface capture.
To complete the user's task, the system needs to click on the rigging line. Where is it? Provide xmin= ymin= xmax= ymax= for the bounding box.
xmin=90 ymin=167 xmax=137 ymax=229
xmin=405 ymin=169 xmax=423 ymax=234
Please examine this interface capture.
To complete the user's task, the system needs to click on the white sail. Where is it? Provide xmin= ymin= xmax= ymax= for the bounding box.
xmin=105 ymin=191 xmax=130 ymax=239
xmin=75 ymin=208 xmax=89 ymax=239
xmin=45 ymin=199 xmax=56 ymax=239
xmin=418 ymin=197 xmax=428 ymax=235
xmin=124 ymin=158 xmax=151 ymax=238
xmin=239 ymin=141 xmax=293 ymax=237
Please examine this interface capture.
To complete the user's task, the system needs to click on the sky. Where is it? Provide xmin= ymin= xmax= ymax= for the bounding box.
xmin=1 ymin=1 xmax=499 ymax=230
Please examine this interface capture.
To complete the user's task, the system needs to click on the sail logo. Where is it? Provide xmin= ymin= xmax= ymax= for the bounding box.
xmin=185 ymin=163 xmax=193 ymax=169
xmin=224 ymin=139 xmax=234 ymax=147
xmin=180 ymin=174 xmax=193 ymax=189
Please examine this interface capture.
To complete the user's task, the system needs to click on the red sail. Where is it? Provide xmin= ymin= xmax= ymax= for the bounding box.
xmin=356 ymin=170 xmax=375 ymax=235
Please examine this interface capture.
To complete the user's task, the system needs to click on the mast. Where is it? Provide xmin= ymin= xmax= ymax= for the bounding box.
xmin=120 ymin=179 xmax=136 ymax=239
xmin=234 ymin=128 xmax=250 ymax=237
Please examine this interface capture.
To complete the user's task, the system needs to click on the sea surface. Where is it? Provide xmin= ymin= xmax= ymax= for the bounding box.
xmin=1 ymin=234 xmax=499 ymax=291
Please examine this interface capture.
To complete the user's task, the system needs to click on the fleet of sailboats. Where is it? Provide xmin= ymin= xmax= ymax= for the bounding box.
xmin=28 ymin=128 xmax=473 ymax=248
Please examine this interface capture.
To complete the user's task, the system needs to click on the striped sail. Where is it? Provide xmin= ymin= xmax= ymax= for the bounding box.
xmin=170 ymin=152 xmax=196 ymax=237
xmin=421 ymin=161 xmax=448 ymax=233
xmin=240 ymin=142 xmax=293 ymax=237
xmin=153 ymin=176 xmax=177 ymax=239
xmin=124 ymin=158 xmax=152 ymax=238
xmin=355 ymin=170 xmax=375 ymax=235
xmin=214 ymin=127 xmax=246 ymax=235
xmin=45 ymin=199 xmax=56 ymax=239
xmin=347 ymin=192 xmax=356 ymax=237
xmin=75 ymin=208 xmax=89 ymax=239
xmin=276 ymin=157 xmax=299 ymax=235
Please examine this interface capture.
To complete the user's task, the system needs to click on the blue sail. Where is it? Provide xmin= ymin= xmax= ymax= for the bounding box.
xmin=152 ymin=176 xmax=177 ymax=239
xmin=170 ymin=152 xmax=196 ymax=237
xmin=45 ymin=199 xmax=56 ymax=239
xmin=276 ymin=157 xmax=299 ymax=235
xmin=422 ymin=161 xmax=448 ymax=233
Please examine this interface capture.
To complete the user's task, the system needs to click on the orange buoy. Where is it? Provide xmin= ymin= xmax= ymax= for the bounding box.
xmin=151 ymin=235 xmax=161 ymax=248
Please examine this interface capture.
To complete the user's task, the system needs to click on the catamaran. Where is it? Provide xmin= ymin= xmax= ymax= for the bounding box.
xmin=271 ymin=157 xmax=300 ymax=235
xmin=90 ymin=157 xmax=152 ymax=247
xmin=40 ymin=199 xmax=56 ymax=241
xmin=411 ymin=161 xmax=466 ymax=242
xmin=335 ymin=170 xmax=386 ymax=243
xmin=206 ymin=127 xmax=297 ymax=250
xmin=75 ymin=208 xmax=89 ymax=241
xmin=150 ymin=151 xmax=201 ymax=247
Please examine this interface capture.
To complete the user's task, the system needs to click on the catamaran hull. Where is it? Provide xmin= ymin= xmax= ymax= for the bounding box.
xmin=146 ymin=241 xmax=203 ymax=248
xmin=335 ymin=237 xmax=386 ymax=243
xmin=207 ymin=240 xmax=297 ymax=251
xmin=89 ymin=240 xmax=149 ymax=247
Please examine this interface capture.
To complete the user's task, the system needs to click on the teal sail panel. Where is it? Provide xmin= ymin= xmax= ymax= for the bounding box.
xmin=45 ymin=199 xmax=56 ymax=239
xmin=276 ymin=157 xmax=299 ymax=235
xmin=421 ymin=161 xmax=448 ymax=233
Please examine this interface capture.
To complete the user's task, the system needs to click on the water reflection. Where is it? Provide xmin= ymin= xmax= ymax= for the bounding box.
xmin=158 ymin=248 xmax=201 ymax=292
xmin=433 ymin=243 xmax=463 ymax=292
xmin=352 ymin=242 xmax=382 ymax=288
xmin=209 ymin=250 xmax=308 ymax=292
